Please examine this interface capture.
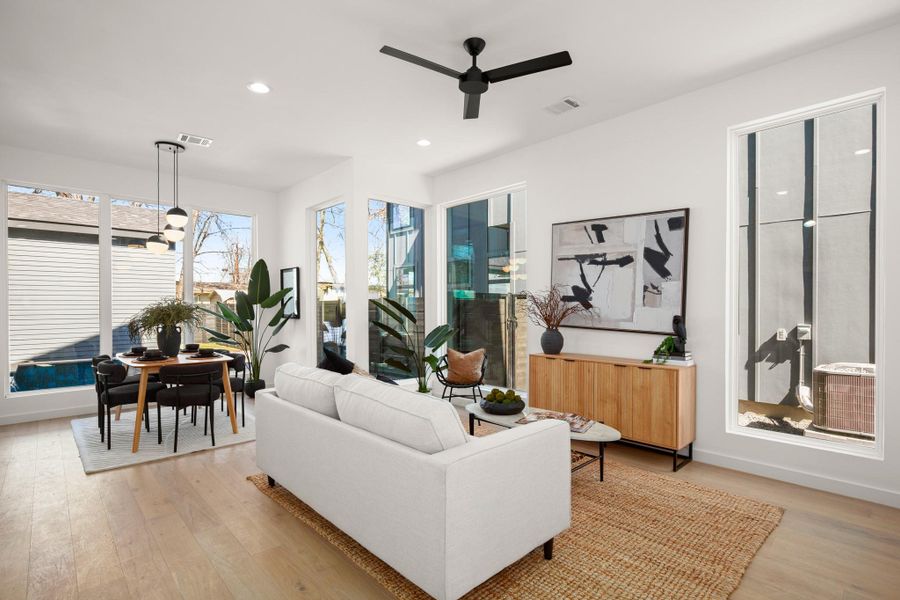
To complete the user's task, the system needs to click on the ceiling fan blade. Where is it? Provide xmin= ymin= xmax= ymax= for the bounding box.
xmin=380 ymin=46 xmax=462 ymax=79
xmin=463 ymin=93 xmax=481 ymax=119
xmin=484 ymin=51 xmax=572 ymax=83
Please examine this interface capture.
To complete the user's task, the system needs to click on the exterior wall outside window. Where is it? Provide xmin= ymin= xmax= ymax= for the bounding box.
xmin=736 ymin=103 xmax=877 ymax=446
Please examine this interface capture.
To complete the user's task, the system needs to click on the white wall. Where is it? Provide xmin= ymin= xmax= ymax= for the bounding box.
xmin=0 ymin=144 xmax=279 ymax=424
xmin=273 ymin=158 xmax=433 ymax=370
xmin=433 ymin=25 xmax=900 ymax=507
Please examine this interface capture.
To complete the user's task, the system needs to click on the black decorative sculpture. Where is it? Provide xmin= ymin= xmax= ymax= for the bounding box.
xmin=672 ymin=315 xmax=687 ymax=356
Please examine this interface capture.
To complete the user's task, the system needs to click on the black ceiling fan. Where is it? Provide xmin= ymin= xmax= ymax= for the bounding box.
xmin=380 ymin=37 xmax=572 ymax=120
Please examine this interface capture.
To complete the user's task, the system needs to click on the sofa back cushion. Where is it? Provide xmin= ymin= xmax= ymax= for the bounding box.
xmin=334 ymin=374 xmax=468 ymax=454
xmin=274 ymin=363 xmax=343 ymax=418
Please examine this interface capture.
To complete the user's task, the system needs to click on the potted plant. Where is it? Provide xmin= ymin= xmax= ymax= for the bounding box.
xmin=370 ymin=298 xmax=455 ymax=393
xmin=646 ymin=336 xmax=676 ymax=364
xmin=128 ymin=297 xmax=203 ymax=358
xmin=525 ymin=284 xmax=588 ymax=355
xmin=200 ymin=259 xmax=292 ymax=397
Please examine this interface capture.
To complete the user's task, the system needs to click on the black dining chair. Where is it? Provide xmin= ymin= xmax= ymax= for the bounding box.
xmin=155 ymin=363 xmax=221 ymax=453
xmin=215 ymin=352 xmax=247 ymax=427
xmin=96 ymin=361 xmax=165 ymax=450
xmin=92 ymin=354 xmax=161 ymax=429
xmin=435 ymin=353 xmax=488 ymax=404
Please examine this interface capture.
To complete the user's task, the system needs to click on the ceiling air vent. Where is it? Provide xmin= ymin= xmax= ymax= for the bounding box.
xmin=177 ymin=133 xmax=213 ymax=147
xmin=544 ymin=96 xmax=581 ymax=115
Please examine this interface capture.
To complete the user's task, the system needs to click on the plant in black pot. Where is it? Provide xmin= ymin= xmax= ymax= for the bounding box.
xmin=525 ymin=285 xmax=588 ymax=355
xmin=481 ymin=388 xmax=525 ymax=415
xmin=199 ymin=259 xmax=291 ymax=397
xmin=128 ymin=297 xmax=203 ymax=358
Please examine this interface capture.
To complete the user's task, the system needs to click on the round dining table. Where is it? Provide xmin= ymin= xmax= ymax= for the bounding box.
xmin=115 ymin=352 xmax=238 ymax=453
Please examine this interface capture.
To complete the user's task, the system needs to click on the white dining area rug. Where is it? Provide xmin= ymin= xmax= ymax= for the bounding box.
xmin=71 ymin=404 xmax=256 ymax=473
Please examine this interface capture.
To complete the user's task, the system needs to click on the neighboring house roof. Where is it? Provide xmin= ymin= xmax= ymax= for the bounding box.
xmin=194 ymin=281 xmax=244 ymax=304
xmin=8 ymin=191 xmax=163 ymax=233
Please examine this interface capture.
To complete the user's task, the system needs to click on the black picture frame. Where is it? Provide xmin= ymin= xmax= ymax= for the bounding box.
xmin=280 ymin=267 xmax=300 ymax=319
xmin=550 ymin=208 xmax=689 ymax=335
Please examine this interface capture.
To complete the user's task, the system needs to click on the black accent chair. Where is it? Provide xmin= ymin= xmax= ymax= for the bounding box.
xmin=155 ymin=363 xmax=221 ymax=453
xmin=214 ymin=352 xmax=247 ymax=427
xmin=435 ymin=353 xmax=487 ymax=404
xmin=96 ymin=361 xmax=165 ymax=450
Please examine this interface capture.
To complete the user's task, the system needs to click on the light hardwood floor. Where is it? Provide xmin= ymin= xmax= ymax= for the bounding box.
xmin=1 ymin=410 xmax=899 ymax=600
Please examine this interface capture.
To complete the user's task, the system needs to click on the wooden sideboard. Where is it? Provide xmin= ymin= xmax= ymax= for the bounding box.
xmin=528 ymin=353 xmax=696 ymax=470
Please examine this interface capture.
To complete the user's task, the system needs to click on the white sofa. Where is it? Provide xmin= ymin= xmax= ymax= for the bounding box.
xmin=255 ymin=364 xmax=571 ymax=600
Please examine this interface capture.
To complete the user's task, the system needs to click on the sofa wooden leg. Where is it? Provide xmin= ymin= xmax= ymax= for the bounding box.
xmin=267 ymin=475 xmax=276 ymax=487
xmin=543 ymin=538 xmax=553 ymax=560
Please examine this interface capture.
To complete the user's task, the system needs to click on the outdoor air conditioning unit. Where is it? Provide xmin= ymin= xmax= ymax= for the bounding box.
xmin=812 ymin=363 xmax=875 ymax=438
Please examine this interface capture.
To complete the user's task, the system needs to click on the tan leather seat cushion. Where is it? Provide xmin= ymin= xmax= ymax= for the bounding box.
xmin=446 ymin=348 xmax=485 ymax=384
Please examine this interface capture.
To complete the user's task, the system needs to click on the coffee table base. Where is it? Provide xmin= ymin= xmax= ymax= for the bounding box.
xmin=469 ymin=413 xmax=607 ymax=481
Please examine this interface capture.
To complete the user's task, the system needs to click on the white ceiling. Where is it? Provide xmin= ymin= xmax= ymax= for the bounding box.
xmin=2 ymin=0 xmax=900 ymax=192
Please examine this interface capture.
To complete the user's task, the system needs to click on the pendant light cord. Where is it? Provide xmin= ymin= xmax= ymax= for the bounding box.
xmin=156 ymin=144 xmax=161 ymax=234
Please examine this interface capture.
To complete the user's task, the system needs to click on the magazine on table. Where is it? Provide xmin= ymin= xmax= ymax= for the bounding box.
xmin=515 ymin=409 xmax=594 ymax=433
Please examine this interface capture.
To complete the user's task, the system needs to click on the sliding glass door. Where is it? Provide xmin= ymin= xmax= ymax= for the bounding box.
xmin=446 ymin=190 xmax=527 ymax=389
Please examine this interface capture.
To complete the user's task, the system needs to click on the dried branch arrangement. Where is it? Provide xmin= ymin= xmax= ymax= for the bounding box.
xmin=525 ymin=284 xmax=587 ymax=330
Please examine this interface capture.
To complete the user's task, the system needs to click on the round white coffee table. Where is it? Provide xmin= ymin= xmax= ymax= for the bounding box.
xmin=464 ymin=403 xmax=622 ymax=481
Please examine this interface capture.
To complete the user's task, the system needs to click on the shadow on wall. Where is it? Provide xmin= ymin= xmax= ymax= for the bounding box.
xmin=744 ymin=327 xmax=808 ymax=406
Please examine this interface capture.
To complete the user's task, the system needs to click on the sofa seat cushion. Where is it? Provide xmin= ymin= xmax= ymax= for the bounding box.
xmin=334 ymin=374 xmax=468 ymax=454
xmin=274 ymin=363 xmax=343 ymax=418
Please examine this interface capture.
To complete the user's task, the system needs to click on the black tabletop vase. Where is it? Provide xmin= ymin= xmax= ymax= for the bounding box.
xmin=540 ymin=328 xmax=564 ymax=354
xmin=156 ymin=325 xmax=182 ymax=358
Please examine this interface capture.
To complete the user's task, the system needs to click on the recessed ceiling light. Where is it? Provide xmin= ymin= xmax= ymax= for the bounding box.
xmin=776 ymin=190 xmax=788 ymax=196
xmin=803 ymin=219 xmax=817 ymax=228
xmin=247 ymin=82 xmax=270 ymax=94
xmin=416 ymin=139 xmax=431 ymax=147
xmin=854 ymin=148 xmax=871 ymax=155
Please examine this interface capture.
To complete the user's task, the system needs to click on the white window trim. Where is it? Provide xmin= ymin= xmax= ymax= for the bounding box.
xmin=724 ymin=88 xmax=886 ymax=460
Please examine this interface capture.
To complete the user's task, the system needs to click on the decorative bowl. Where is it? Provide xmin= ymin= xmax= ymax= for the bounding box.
xmin=480 ymin=398 xmax=525 ymax=415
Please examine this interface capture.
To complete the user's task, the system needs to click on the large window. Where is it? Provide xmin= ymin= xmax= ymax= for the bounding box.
xmin=192 ymin=209 xmax=254 ymax=347
xmin=734 ymin=100 xmax=878 ymax=448
xmin=446 ymin=190 xmax=527 ymax=389
xmin=7 ymin=186 xmax=100 ymax=392
xmin=111 ymin=198 xmax=182 ymax=353
xmin=315 ymin=203 xmax=346 ymax=361
xmin=368 ymin=199 xmax=425 ymax=376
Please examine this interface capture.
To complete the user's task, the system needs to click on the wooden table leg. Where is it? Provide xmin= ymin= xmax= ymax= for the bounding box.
xmin=131 ymin=370 xmax=149 ymax=453
xmin=222 ymin=363 xmax=238 ymax=433
xmin=115 ymin=405 xmax=122 ymax=421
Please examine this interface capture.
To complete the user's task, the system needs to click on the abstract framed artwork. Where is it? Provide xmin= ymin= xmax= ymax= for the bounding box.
xmin=550 ymin=208 xmax=689 ymax=334
xmin=280 ymin=267 xmax=300 ymax=319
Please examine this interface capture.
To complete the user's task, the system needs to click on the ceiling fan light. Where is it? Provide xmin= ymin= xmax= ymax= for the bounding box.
xmin=165 ymin=207 xmax=188 ymax=227
xmin=146 ymin=234 xmax=169 ymax=254
xmin=163 ymin=225 xmax=185 ymax=242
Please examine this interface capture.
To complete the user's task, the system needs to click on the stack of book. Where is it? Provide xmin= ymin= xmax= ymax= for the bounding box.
xmin=654 ymin=352 xmax=694 ymax=366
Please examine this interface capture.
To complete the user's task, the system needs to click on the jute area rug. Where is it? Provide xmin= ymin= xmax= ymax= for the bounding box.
xmin=247 ymin=423 xmax=782 ymax=599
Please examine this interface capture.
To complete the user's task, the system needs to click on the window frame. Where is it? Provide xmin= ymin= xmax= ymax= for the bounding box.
xmin=2 ymin=180 xmax=256 ymax=399
xmin=724 ymin=89 xmax=886 ymax=459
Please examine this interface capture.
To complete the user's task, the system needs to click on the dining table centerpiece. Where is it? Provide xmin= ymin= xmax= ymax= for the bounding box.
xmin=127 ymin=297 xmax=203 ymax=358
xmin=199 ymin=259 xmax=292 ymax=397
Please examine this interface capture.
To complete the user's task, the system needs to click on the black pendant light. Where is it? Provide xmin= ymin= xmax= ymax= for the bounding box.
xmin=158 ymin=140 xmax=188 ymax=236
xmin=146 ymin=142 xmax=170 ymax=254
xmin=163 ymin=140 xmax=187 ymax=241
